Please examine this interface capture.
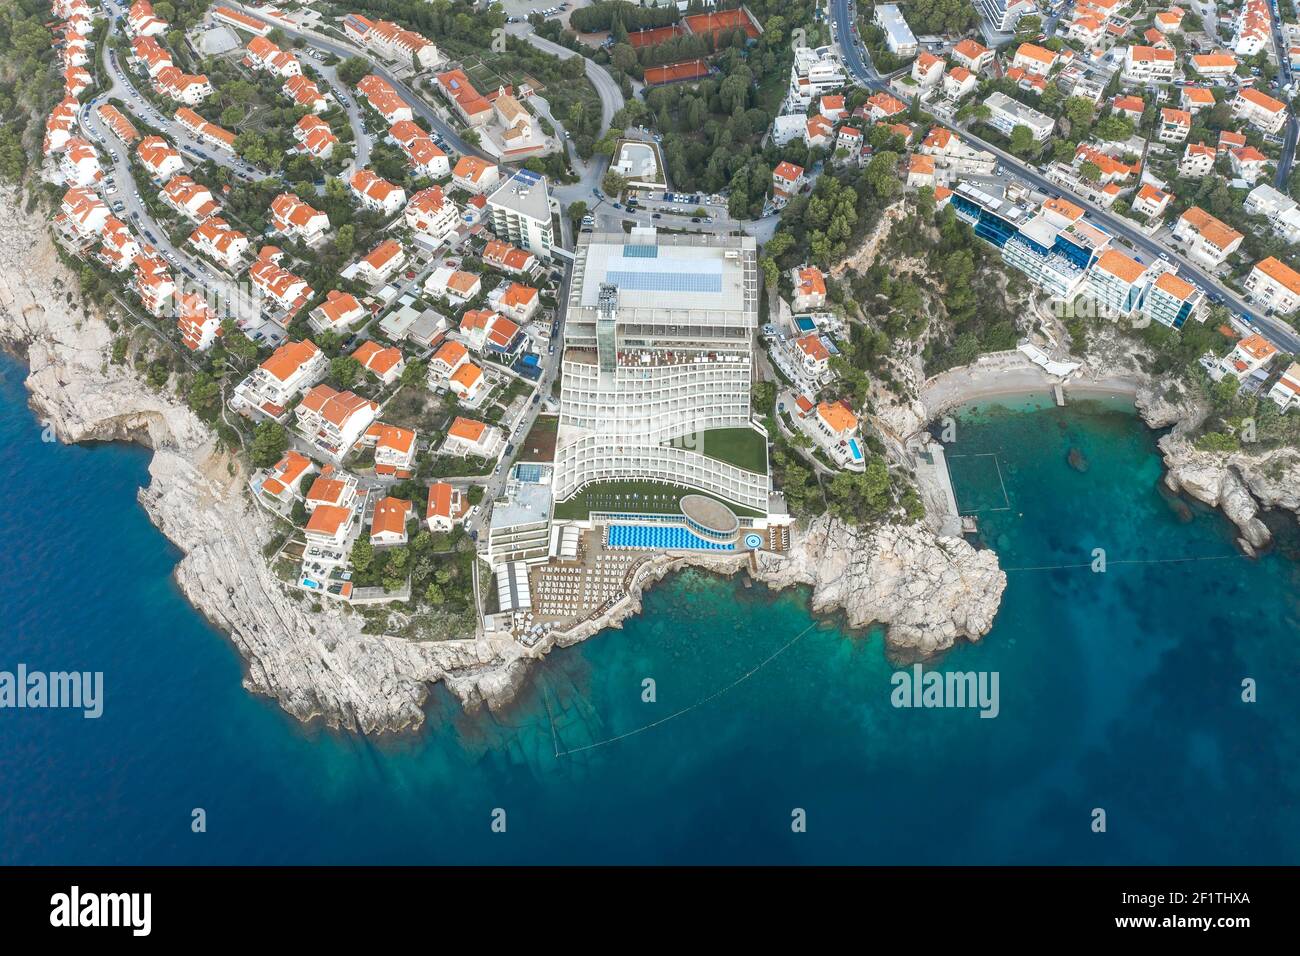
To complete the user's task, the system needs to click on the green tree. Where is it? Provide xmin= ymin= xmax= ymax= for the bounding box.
xmin=337 ymin=56 xmax=372 ymax=86
xmin=350 ymin=537 xmax=375 ymax=573
xmin=601 ymin=170 xmax=628 ymax=196
xmin=330 ymin=356 xmax=362 ymax=389
xmin=251 ymin=421 xmax=288 ymax=468
xmin=1008 ymin=125 xmax=1036 ymax=157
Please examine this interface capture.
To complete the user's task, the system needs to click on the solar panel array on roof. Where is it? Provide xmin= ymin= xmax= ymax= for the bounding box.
xmin=606 ymin=271 xmax=722 ymax=293
xmin=622 ymin=244 xmax=659 ymax=258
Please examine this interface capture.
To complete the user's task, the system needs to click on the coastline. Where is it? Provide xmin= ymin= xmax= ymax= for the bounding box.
xmin=910 ymin=343 xmax=1300 ymax=556
xmin=0 ymin=187 xmax=1006 ymax=734
xmin=5 ymin=178 xmax=1294 ymax=734
xmin=917 ymin=353 xmax=1142 ymax=425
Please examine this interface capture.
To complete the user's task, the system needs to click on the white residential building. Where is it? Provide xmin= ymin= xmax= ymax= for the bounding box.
xmin=1217 ymin=333 xmax=1278 ymax=381
xmin=1124 ymin=45 xmax=1177 ymax=83
xmin=1172 ymin=207 xmax=1244 ymax=268
xmin=342 ymin=14 xmax=443 ymax=70
xmin=874 ymin=5 xmax=917 ymax=57
xmin=1244 ymin=257 xmax=1300 ymax=315
xmin=1179 ymin=142 xmax=1216 ymax=177
xmin=295 ymin=384 xmax=379 ymax=459
xmin=1232 ymin=88 xmax=1288 ymax=135
xmin=1267 ymin=362 xmax=1300 ymax=410
xmin=350 ymin=169 xmax=406 ymax=215
xmin=232 ymin=339 xmax=328 ymax=420
xmin=787 ymin=46 xmax=846 ymax=110
xmin=271 ymin=192 xmax=330 ymax=246
xmin=487 ymin=169 xmax=553 ymax=259
xmin=404 ymin=186 xmax=459 ymax=249
xmin=1244 ymin=184 xmax=1300 ymax=243
xmin=1012 ymin=43 xmax=1059 ymax=77
xmin=984 ymin=92 xmax=1055 ymax=142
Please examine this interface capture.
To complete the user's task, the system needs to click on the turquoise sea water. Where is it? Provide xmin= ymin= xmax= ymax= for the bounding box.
xmin=1 ymin=352 xmax=1298 ymax=864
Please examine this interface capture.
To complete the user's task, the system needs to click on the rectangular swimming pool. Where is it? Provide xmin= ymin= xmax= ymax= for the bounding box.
xmin=608 ymin=524 xmax=734 ymax=551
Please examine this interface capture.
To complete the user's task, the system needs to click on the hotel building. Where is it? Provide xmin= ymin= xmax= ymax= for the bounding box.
xmin=1142 ymin=271 xmax=1203 ymax=328
xmin=951 ymin=182 xmax=1110 ymax=299
xmin=553 ymin=229 xmax=770 ymax=519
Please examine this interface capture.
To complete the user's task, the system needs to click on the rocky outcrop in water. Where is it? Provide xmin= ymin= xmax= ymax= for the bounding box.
xmin=550 ymin=516 xmax=1007 ymax=661
xmin=1133 ymin=381 xmax=1299 ymax=553
xmin=749 ymin=516 xmax=1006 ymax=658
xmin=1155 ymin=436 xmax=1300 ymax=556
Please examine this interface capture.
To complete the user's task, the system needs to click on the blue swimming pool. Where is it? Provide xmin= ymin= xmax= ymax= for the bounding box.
xmin=607 ymin=524 xmax=734 ymax=551
xmin=795 ymin=316 xmax=816 ymax=332
xmin=848 ymin=438 xmax=863 ymax=462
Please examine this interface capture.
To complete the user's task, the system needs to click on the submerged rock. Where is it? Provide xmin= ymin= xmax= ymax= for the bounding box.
xmin=1067 ymin=447 xmax=1089 ymax=472
xmin=1157 ymin=483 xmax=1195 ymax=523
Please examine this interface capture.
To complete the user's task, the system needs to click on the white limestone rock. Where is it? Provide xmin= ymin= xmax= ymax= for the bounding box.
xmin=751 ymin=515 xmax=1006 ymax=657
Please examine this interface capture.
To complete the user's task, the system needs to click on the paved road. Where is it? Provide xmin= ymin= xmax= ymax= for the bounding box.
xmin=1266 ymin=0 xmax=1299 ymax=189
xmin=83 ymin=6 xmax=233 ymax=293
xmin=507 ymin=22 xmax=624 ymax=137
xmin=829 ymin=0 xmax=1300 ymax=354
xmin=98 ymin=2 xmax=261 ymax=181
xmin=222 ymin=1 xmax=487 ymax=160
xmin=305 ymin=53 xmax=372 ymax=172
xmin=463 ymin=262 xmax=569 ymax=541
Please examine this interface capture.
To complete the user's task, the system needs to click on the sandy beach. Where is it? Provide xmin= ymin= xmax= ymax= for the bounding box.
xmin=920 ymin=353 xmax=1142 ymax=422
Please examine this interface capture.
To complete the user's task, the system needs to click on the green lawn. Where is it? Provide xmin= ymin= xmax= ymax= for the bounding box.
xmin=694 ymin=427 xmax=769 ymax=475
xmin=553 ymin=479 xmax=765 ymax=521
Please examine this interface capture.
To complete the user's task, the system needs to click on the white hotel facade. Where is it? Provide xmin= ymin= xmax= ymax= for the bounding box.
xmin=553 ymin=229 xmax=771 ymax=516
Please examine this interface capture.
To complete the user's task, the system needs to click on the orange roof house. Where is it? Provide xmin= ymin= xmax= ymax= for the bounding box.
xmin=351 ymin=339 xmax=404 ymax=380
xmin=816 ymin=400 xmax=858 ymax=436
xmin=369 ymin=496 xmax=412 ymax=543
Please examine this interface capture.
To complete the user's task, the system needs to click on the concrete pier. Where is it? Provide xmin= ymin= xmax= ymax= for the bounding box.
xmin=911 ymin=438 xmax=963 ymax=538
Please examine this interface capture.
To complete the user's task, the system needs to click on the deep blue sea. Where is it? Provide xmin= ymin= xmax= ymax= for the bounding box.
xmin=2 ymin=350 xmax=1298 ymax=864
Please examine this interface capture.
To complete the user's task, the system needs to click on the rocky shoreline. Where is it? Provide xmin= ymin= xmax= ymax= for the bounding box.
xmin=14 ymin=156 xmax=1289 ymax=737
xmin=0 ymin=186 xmax=1007 ymax=735
xmin=895 ymin=339 xmax=1300 ymax=556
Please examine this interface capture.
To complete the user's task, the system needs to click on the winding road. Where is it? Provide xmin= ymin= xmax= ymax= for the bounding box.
xmin=506 ymin=22 xmax=625 ymax=137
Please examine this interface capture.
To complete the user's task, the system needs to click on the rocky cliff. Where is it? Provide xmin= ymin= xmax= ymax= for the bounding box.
xmin=0 ymin=186 xmax=530 ymax=734
xmin=750 ymin=517 xmax=1005 ymax=658
xmin=0 ymin=185 xmax=1011 ymax=734
xmin=1133 ymin=380 xmax=1300 ymax=554
xmin=551 ymin=517 xmax=1007 ymax=661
